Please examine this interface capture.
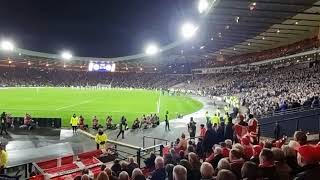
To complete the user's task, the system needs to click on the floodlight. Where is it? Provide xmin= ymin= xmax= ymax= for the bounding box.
xmin=61 ymin=51 xmax=73 ymax=60
xmin=181 ymin=23 xmax=197 ymax=39
xmin=198 ymin=0 xmax=209 ymax=14
xmin=1 ymin=41 xmax=14 ymax=51
xmin=145 ymin=44 xmax=159 ymax=55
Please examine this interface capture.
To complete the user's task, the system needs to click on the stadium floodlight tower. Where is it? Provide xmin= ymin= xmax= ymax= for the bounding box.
xmin=181 ymin=22 xmax=197 ymax=39
xmin=0 ymin=40 xmax=15 ymax=51
xmin=61 ymin=51 xmax=73 ymax=60
xmin=145 ymin=44 xmax=159 ymax=56
xmin=198 ymin=0 xmax=209 ymax=14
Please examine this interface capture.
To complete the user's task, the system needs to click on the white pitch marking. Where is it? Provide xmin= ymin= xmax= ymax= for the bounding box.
xmin=157 ymin=91 xmax=161 ymax=113
xmin=55 ymin=100 xmax=92 ymax=110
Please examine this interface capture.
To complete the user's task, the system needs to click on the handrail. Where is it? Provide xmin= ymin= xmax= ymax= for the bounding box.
xmin=142 ymin=136 xmax=170 ymax=148
xmin=259 ymin=106 xmax=320 ymax=119
xmin=79 ymin=129 xmax=141 ymax=150
xmin=260 ymin=112 xmax=320 ymax=126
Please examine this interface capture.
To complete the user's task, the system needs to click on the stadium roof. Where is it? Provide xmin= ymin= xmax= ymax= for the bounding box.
xmin=169 ymin=0 xmax=320 ymax=63
xmin=1 ymin=0 xmax=320 ymax=66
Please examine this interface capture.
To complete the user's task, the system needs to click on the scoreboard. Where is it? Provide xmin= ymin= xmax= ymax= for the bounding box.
xmin=88 ymin=61 xmax=116 ymax=72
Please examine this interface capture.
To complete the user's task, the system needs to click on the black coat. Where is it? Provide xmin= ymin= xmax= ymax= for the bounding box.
xmin=224 ymin=122 xmax=234 ymax=140
xmin=202 ymin=128 xmax=218 ymax=153
xmin=294 ymin=164 xmax=320 ymax=180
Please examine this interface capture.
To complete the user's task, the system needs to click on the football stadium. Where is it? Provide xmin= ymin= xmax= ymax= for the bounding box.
xmin=0 ymin=0 xmax=320 ymax=179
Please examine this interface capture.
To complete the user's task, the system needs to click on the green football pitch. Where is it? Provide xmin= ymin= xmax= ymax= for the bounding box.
xmin=0 ymin=87 xmax=203 ymax=127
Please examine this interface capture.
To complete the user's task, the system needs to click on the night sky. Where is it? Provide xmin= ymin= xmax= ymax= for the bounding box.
xmin=0 ymin=0 xmax=198 ymax=57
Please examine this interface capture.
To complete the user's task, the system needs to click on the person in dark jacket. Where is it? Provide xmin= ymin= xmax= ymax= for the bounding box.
xmin=216 ymin=123 xmax=225 ymax=143
xmin=150 ymin=157 xmax=166 ymax=180
xmin=111 ymin=159 xmax=122 ymax=176
xmin=116 ymin=116 xmax=126 ymax=139
xmin=188 ymin=117 xmax=196 ymax=139
xmin=144 ymin=153 xmax=156 ymax=170
xmin=202 ymin=123 xmax=218 ymax=153
xmin=258 ymin=148 xmax=280 ymax=180
xmin=224 ymin=117 xmax=234 ymax=141
xmin=127 ymin=157 xmax=139 ymax=177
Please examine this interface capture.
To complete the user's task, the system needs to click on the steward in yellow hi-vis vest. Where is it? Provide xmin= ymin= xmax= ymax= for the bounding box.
xmin=70 ymin=114 xmax=79 ymax=133
xmin=95 ymin=129 xmax=108 ymax=149
xmin=212 ymin=114 xmax=220 ymax=126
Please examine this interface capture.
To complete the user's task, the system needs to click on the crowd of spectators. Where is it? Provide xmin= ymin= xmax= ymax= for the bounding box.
xmin=0 ymin=67 xmax=188 ymax=89
xmin=186 ymin=62 xmax=320 ymax=116
xmin=73 ymin=118 xmax=320 ymax=180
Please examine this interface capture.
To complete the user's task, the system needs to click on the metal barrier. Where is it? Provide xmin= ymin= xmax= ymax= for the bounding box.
xmin=259 ymin=106 xmax=320 ymax=119
xmin=79 ymin=130 xmax=164 ymax=168
xmin=142 ymin=136 xmax=170 ymax=148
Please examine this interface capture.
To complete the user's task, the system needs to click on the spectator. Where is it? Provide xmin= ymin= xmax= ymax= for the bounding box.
xmin=241 ymin=161 xmax=258 ymax=180
xmin=127 ymin=157 xmax=139 ymax=177
xmin=165 ymin=164 xmax=174 ymax=180
xmin=258 ymin=148 xmax=279 ymax=180
xmin=219 ymin=142 xmax=230 ymax=158
xmin=111 ymin=160 xmax=122 ymax=176
xmin=224 ymin=119 xmax=234 ymax=141
xmin=119 ymin=171 xmax=129 ymax=180
xmin=294 ymin=131 xmax=307 ymax=146
xmin=165 ymin=149 xmax=177 ymax=165
xmin=150 ymin=157 xmax=166 ymax=180
xmin=104 ymin=168 xmax=118 ymax=180
xmin=199 ymin=124 xmax=206 ymax=139
xmin=173 ymin=165 xmax=187 ymax=180
xmin=175 ymin=133 xmax=187 ymax=152
xmin=188 ymin=152 xmax=201 ymax=180
xmin=216 ymin=169 xmax=236 ymax=180
xmin=282 ymin=145 xmax=301 ymax=175
xmin=200 ymin=162 xmax=214 ymax=180
xmin=229 ymin=148 xmax=244 ymax=179
xmin=217 ymin=158 xmax=231 ymax=172
xmin=202 ymin=123 xmax=218 ymax=153
xmin=295 ymin=145 xmax=320 ymax=180
xmin=272 ymin=148 xmax=292 ymax=180
xmin=131 ymin=168 xmax=143 ymax=180
xmin=144 ymin=153 xmax=156 ymax=170
xmin=97 ymin=171 xmax=109 ymax=180
xmin=250 ymin=145 xmax=262 ymax=165
xmin=178 ymin=159 xmax=193 ymax=180
xmin=205 ymin=146 xmax=223 ymax=169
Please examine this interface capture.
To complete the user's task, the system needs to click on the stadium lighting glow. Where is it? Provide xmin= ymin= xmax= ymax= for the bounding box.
xmin=154 ymin=67 xmax=157 ymax=71
xmin=233 ymin=48 xmax=236 ymax=51
xmin=198 ymin=0 xmax=209 ymax=14
xmin=61 ymin=51 xmax=73 ymax=60
xmin=1 ymin=41 xmax=14 ymax=51
xmin=8 ymin=60 xmax=12 ymax=64
xmin=63 ymin=64 xmax=67 ymax=68
xmin=28 ymin=61 xmax=31 ymax=66
xmin=145 ymin=44 xmax=159 ymax=55
xmin=181 ymin=22 xmax=197 ymax=39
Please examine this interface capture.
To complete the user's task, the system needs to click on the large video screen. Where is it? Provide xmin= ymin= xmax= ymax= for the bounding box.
xmin=88 ymin=61 xmax=116 ymax=72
